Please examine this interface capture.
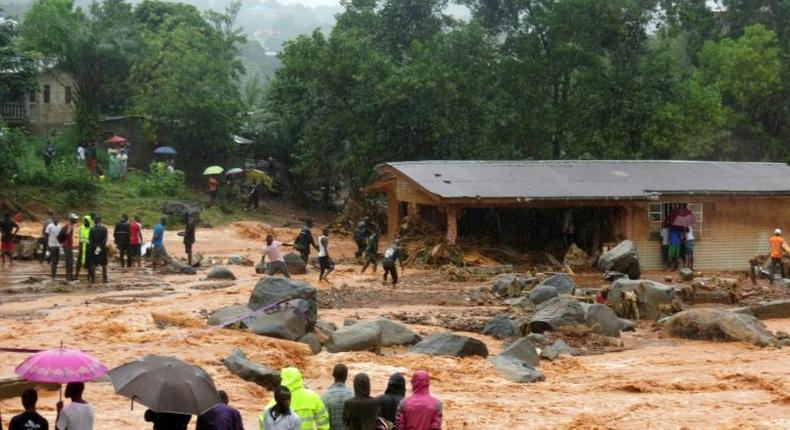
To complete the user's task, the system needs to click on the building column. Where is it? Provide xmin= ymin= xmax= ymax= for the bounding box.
xmin=446 ymin=207 xmax=458 ymax=244
xmin=408 ymin=202 xmax=419 ymax=221
xmin=387 ymin=189 xmax=400 ymax=239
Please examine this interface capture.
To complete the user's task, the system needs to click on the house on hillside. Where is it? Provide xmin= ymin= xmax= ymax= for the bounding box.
xmin=0 ymin=64 xmax=75 ymax=135
xmin=365 ymin=160 xmax=790 ymax=271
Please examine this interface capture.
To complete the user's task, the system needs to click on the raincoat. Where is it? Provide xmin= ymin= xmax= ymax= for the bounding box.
xmin=377 ymin=373 xmax=405 ymax=424
xmin=78 ymin=215 xmax=93 ymax=266
xmin=395 ymin=371 xmax=442 ymax=430
xmin=260 ymin=368 xmax=329 ymax=430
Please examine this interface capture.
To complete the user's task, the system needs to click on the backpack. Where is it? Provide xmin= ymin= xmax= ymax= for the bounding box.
xmin=57 ymin=227 xmax=68 ymax=244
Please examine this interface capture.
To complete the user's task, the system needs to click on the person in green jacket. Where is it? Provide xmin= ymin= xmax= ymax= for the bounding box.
xmin=75 ymin=214 xmax=93 ymax=279
xmin=260 ymin=368 xmax=329 ymax=430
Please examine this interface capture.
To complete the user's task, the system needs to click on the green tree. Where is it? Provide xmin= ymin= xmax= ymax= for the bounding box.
xmin=0 ymin=9 xmax=37 ymax=99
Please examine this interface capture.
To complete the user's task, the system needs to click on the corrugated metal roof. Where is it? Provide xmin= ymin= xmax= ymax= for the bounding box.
xmin=384 ymin=160 xmax=790 ymax=200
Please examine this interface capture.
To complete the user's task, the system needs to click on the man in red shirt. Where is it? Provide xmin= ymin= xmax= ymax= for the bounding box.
xmin=61 ymin=214 xmax=79 ymax=281
xmin=130 ymin=215 xmax=143 ymax=267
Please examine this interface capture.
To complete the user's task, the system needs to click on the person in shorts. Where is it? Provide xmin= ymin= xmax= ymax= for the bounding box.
xmin=130 ymin=215 xmax=143 ymax=267
xmin=317 ymin=228 xmax=334 ymax=282
xmin=0 ymin=212 xmax=19 ymax=266
xmin=261 ymin=235 xmax=293 ymax=278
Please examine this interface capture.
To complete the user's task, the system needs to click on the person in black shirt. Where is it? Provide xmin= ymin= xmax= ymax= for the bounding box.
xmin=0 ymin=212 xmax=20 ymax=266
xmin=144 ymin=409 xmax=190 ymax=430
xmin=113 ymin=215 xmax=131 ymax=268
xmin=294 ymin=219 xmax=318 ymax=264
xmin=377 ymin=372 xmax=405 ymax=425
xmin=9 ymin=388 xmax=48 ymax=430
xmin=352 ymin=217 xmax=369 ymax=258
xmin=182 ymin=214 xmax=196 ymax=266
xmin=246 ymin=181 xmax=262 ymax=211
xmin=89 ymin=216 xmax=109 ymax=283
xmin=382 ymin=239 xmax=405 ymax=287
xmin=342 ymin=373 xmax=381 ymax=430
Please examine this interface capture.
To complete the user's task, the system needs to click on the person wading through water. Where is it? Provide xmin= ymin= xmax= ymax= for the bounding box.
xmin=294 ymin=220 xmax=318 ymax=266
xmin=76 ymin=214 xmax=93 ymax=280
xmin=88 ymin=216 xmax=109 ymax=283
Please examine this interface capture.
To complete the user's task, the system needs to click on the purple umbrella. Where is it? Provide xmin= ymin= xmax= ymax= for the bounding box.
xmin=15 ymin=348 xmax=108 ymax=384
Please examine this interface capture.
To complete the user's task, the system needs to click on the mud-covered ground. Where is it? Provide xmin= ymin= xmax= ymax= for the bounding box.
xmin=1 ymin=221 xmax=789 ymax=429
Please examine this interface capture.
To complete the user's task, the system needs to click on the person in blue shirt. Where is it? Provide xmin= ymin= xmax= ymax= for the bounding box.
xmin=152 ymin=217 xmax=167 ymax=270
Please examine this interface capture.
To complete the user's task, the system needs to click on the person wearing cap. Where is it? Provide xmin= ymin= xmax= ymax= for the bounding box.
xmin=61 ymin=214 xmax=79 ymax=281
xmin=382 ymin=239 xmax=405 ymax=287
xmin=769 ymin=228 xmax=790 ymax=284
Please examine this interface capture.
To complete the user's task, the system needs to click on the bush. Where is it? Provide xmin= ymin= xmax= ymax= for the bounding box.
xmin=136 ymin=162 xmax=187 ymax=197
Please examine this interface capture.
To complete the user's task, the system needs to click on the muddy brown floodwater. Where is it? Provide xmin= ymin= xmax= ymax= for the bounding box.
xmin=1 ymin=221 xmax=789 ymax=429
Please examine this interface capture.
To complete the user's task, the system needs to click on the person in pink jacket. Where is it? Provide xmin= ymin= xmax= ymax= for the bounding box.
xmin=394 ymin=371 xmax=442 ymax=430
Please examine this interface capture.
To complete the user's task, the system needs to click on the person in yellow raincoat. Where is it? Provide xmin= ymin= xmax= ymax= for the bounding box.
xmin=259 ymin=368 xmax=329 ymax=430
xmin=75 ymin=214 xmax=93 ymax=279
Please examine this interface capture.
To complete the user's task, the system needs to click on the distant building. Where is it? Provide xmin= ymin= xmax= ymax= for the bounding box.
xmin=0 ymin=65 xmax=75 ymax=135
xmin=366 ymin=160 xmax=790 ymax=271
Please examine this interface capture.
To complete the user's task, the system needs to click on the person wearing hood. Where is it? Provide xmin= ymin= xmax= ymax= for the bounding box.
xmin=88 ymin=216 xmax=109 ymax=283
xmin=76 ymin=214 xmax=93 ymax=280
xmin=377 ymin=373 xmax=405 ymax=425
xmin=395 ymin=371 xmax=442 ymax=430
xmin=260 ymin=368 xmax=329 ymax=430
xmin=342 ymin=373 xmax=381 ymax=430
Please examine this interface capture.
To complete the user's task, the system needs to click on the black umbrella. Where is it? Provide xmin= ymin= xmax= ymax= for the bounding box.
xmin=108 ymin=355 xmax=221 ymax=415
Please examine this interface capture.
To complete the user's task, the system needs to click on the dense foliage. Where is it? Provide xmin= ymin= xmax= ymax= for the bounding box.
xmin=262 ymin=0 xmax=790 ymax=204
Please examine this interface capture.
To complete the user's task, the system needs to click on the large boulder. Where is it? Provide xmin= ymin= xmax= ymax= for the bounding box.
xmin=207 ymin=266 xmax=237 ymax=280
xmin=664 ymin=309 xmax=775 ymax=347
xmin=481 ymin=315 xmax=518 ymax=339
xmin=208 ymin=304 xmax=250 ymax=327
xmin=161 ymin=200 xmax=201 ymax=219
xmin=162 ymin=257 xmax=197 ymax=275
xmin=499 ymin=338 xmax=540 ymax=367
xmin=743 ymin=300 xmax=790 ymax=320
xmin=528 ymin=285 xmax=558 ymax=306
xmin=284 ymin=252 xmax=307 ymax=274
xmin=541 ymin=339 xmax=573 ymax=361
xmin=248 ymin=277 xmax=317 ymax=325
xmin=489 ymin=355 xmax=545 ymax=383
xmin=325 ymin=321 xmax=382 ymax=353
xmin=536 ymin=274 xmax=576 ymax=295
xmin=244 ymin=299 xmax=310 ymax=341
xmin=529 ymin=297 xmax=586 ymax=333
xmin=377 ymin=319 xmax=421 ymax=347
xmin=584 ymin=304 xmax=626 ymax=337
xmin=223 ymin=348 xmax=280 ymax=390
xmin=607 ymin=279 xmax=674 ymax=320
xmin=410 ymin=333 xmax=489 ymax=358
xmin=597 ymin=240 xmax=641 ymax=279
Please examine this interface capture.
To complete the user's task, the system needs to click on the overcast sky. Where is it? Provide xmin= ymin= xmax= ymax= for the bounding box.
xmin=278 ymin=0 xmax=340 ymax=6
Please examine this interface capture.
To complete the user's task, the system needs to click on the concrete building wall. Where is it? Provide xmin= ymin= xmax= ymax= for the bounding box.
xmin=28 ymin=70 xmax=75 ymax=135
xmin=628 ymin=197 xmax=790 ymax=271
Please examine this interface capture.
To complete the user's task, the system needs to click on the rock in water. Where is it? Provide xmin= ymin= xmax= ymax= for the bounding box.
xmin=536 ymin=273 xmax=576 ymax=295
xmin=163 ymin=258 xmax=197 ymax=275
xmin=248 ymin=277 xmax=317 ymax=325
xmin=607 ymin=279 xmax=674 ymax=320
xmin=227 ymin=255 xmax=254 ymax=266
xmin=244 ymin=299 xmax=310 ymax=341
xmin=207 ymin=266 xmax=237 ymax=280
xmin=298 ymin=333 xmax=323 ymax=354
xmin=489 ymin=355 xmax=545 ymax=383
xmin=376 ymin=319 xmax=421 ymax=346
xmin=410 ymin=333 xmax=488 ymax=358
xmin=528 ymin=285 xmax=558 ymax=305
xmin=208 ymin=304 xmax=251 ymax=327
xmin=742 ymin=300 xmax=790 ymax=320
xmin=541 ymin=340 xmax=573 ymax=361
xmin=529 ymin=297 xmax=586 ymax=333
xmin=325 ymin=321 xmax=382 ymax=353
xmin=255 ymin=263 xmax=267 ymax=274
xmin=597 ymin=240 xmax=641 ymax=279
xmin=585 ymin=304 xmax=625 ymax=337
xmin=499 ymin=338 xmax=540 ymax=367
xmin=223 ymin=348 xmax=280 ymax=390
xmin=284 ymin=252 xmax=307 ymax=274
xmin=664 ymin=309 xmax=775 ymax=347
xmin=481 ymin=315 xmax=517 ymax=339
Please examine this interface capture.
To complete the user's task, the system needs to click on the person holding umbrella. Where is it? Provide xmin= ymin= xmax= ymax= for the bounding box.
xmin=56 ymin=382 xmax=94 ymax=430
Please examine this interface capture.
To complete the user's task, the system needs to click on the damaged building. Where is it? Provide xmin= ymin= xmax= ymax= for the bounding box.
xmin=364 ymin=160 xmax=790 ymax=271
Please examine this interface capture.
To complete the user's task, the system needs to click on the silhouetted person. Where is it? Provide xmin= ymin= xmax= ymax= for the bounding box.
xmin=144 ymin=409 xmax=190 ymax=430
xmin=88 ymin=216 xmax=108 ymax=283
xmin=9 ymin=388 xmax=48 ymax=430
xmin=377 ymin=373 xmax=405 ymax=425
xmin=114 ymin=215 xmax=131 ymax=268
xmin=342 ymin=373 xmax=380 ymax=430
xmin=196 ymin=390 xmax=244 ymax=430
xmin=182 ymin=215 xmax=196 ymax=266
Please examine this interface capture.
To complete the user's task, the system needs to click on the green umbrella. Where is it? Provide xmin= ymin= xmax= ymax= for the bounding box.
xmin=203 ymin=166 xmax=223 ymax=176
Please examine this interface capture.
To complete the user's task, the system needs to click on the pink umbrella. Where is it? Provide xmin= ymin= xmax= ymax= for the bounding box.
xmin=668 ymin=207 xmax=696 ymax=227
xmin=15 ymin=348 xmax=108 ymax=384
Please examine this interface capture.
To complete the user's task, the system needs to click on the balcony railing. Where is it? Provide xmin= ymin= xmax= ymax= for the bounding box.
xmin=0 ymin=102 xmax=27 ymax=120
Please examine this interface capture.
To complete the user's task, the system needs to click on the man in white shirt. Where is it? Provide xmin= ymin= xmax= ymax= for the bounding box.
xmin=685 ymin=226 xmax=695 ymax=270
xmin=76 ymin=144 xmax=85 ymax=165
xmin=262 ymin=235 xmax=293 ymax=278
xmin=56 ymin=382 xmax=94 ymax=430
xmin=45 ymin=216 xmax=62 ymax=279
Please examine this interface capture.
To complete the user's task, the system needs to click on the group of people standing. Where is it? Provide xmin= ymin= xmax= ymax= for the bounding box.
xmin=660 ymin=223 xmax=695 ymax=270
xmin=353 ymin=218 xmax=404 ymax=286
xmin=260 ymin=365 xmax=442 ymax=430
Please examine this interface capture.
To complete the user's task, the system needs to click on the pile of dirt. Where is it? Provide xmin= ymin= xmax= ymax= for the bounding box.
xmin=385 ymin=308 xmax=503 ymax=333
xmin=232 ymin=222 xmax=274 ymax=240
